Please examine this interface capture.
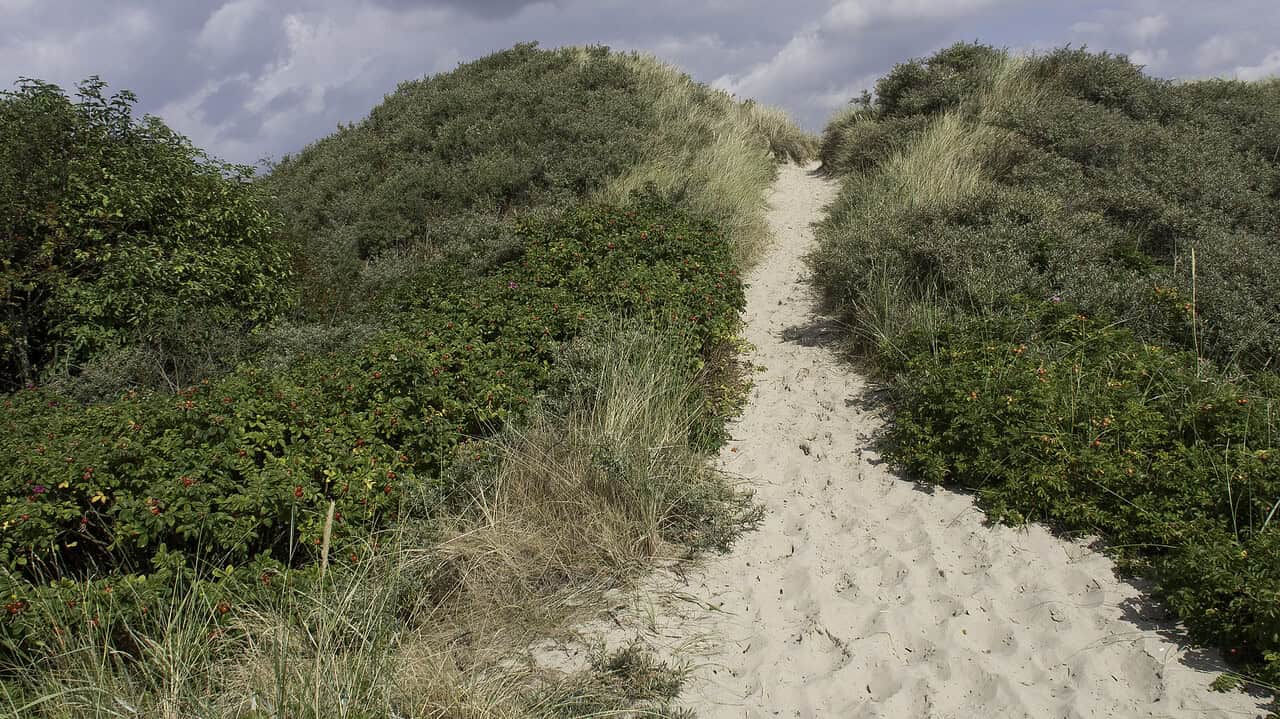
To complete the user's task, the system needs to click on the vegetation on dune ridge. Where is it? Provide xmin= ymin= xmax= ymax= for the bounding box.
xmin=813 ymin=42 xmax=1280 ymax=693
xmin=0 ymin=42 xmax=807 ymax=716
xmin=263 ymin=42 xmax=813 ymax=321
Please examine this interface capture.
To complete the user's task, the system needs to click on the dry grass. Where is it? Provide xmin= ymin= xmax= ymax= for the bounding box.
xmin=740 ymin=101 xmax=819 ymax=164
xmin=870 ymin=112 xmax=996 ymax=212
xmin=594 ymin=53 xmax=815 ymax=266
xmin=821 ymin=53 xmax=1046 ymax=215
xmin=974 ymin=54 xmax=1048 ymax=119
xmin=864 ymin=56 xmax=1039 ymax=214
xmin=6 ymin=326 xmax=752 ymax=719
xmin=811 ymin=54 xmax=1039 ymax=358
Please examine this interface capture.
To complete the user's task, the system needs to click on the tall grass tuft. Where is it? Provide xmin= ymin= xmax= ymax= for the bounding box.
xmin=871 ymin=112 xmax=995 ymax=213
xmin=595 ymin=54 xmax=815 ymax=265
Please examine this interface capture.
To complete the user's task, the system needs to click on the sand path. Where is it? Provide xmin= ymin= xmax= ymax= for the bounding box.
xmin=665 ymin=162 xmax=1268 ymax=718
xmin=542 ymin=163 xmax=1266 ymax=717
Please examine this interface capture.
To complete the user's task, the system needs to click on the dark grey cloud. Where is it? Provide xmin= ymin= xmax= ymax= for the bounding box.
xmin=196 ymin=78 xmax=255 ymax=127
xmin=2 ymin=0 xmax=1278 ymax=165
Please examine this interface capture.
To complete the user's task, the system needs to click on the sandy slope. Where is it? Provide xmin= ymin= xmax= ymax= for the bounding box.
xmin=541 ymin=163 xmax=1267 ymax=718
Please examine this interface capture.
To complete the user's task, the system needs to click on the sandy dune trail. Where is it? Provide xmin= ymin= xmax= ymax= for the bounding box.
xmin=541 ymin=163 xmax=1267 ymax=718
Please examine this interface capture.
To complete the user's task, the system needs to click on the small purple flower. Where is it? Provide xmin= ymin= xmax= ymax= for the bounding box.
xmin=507 ymin=281 xmax=519 ymax=290
xmin=1050 ymin=295 xmax=1063 ymax=304
xmin=31 ymin=485 xmax=45 ymax=495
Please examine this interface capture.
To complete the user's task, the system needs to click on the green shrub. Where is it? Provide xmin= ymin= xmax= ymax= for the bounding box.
xmin=873 ymin=42 xmax=1005 ymax=119
xmin=0 ymin=78 xmax=293 ymax=392
xmin=261 ymin=43 xmax=657 ymax=318
xmin=0 ymin=44 xmax=790 ymax=711
xmin=266 ymin=43 xmax=653 ymax=252
xmin=819 ymin=109 xmax=929 ymax=176
xmin=1030 ymin=47 xmax=1176 ymax=121
xmin=816 ymin=44 xmax=1280 ymax=370
xmin=0 ymin=197 xmax=744 ymax=662
xmin=886 ymin=301 xmax=1280 ymax=684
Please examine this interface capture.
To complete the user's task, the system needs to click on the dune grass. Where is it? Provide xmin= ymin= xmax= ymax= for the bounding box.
xmin=594 ymin=53 xmax=815 ymax=265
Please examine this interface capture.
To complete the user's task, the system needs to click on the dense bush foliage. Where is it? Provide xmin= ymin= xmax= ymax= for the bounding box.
xmin=887 ymin=302 xmax=1280 ymax=675
xmin=817 ymin=45 xmax=1280 ymax=368
xmin=814 ymin=44 xmax=1280 ymax=686
xmin=268 ymin=43 xmax=651 ymax=254
xmin=0 ymin=197 xmax=744 ymax=660
xmin=262 ymin=43 xmax=658 ymax=318
xmin=0 ymin=79 xmax=293 ymax=392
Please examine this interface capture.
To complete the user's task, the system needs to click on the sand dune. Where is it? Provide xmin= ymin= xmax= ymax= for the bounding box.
xmin=541 ymin=163 xmax=1268 ymax=718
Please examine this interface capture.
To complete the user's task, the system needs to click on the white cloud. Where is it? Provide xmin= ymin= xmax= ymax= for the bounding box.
xmin=813 ymin=73 xmax=881 ymax=109
xmin=8 ymin=0 xmax=1280 ymax=163
xmin=1069 ymin=21 xmax=1104 ymax=34
xmin=1130 ymin=14 xmax=1168 ymax=43
xmin=819 ymin=0 xmax=1008 ymax=31
xmin=1194 ymin=34 xmax=1244 ymax=69
xmin=713 ymin=28 xmax=825 ymax=98
xmin=712 ymin=0 xmax=1013 ymax=129
xmin=157 ymin=3 xmax=461 ymax=161
xmin=1234 ymin=48 xmax=1280 ymax=81
xmin=621 ymin=33 xmax=726 ymax=65
xmin=154 ymin=75 xmax=256 ymax=161
xmin=823 ymin=0 xmax=1005 ymax=32
xmin=1128 ymin=47 xmax=1169 ymax=70
xmin=196 ymin=0 xmax=266 ymax=55
xmin=0 ymin=7 xmax=155 ymax=88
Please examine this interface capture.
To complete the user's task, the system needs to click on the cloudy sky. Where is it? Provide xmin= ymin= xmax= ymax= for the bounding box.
xmin=2 ymin=0 xmax=1277 ymax=165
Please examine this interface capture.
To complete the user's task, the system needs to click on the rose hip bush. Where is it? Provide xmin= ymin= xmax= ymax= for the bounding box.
xmin=886 ymin=300 xmax=1280 ymax=685
xmin=0 ymin=197 xmax=744 ymax=659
